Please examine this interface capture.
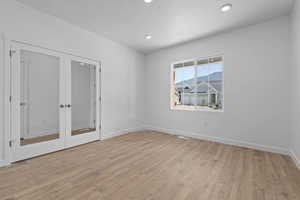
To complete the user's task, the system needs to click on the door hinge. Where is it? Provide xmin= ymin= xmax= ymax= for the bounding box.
xmin=99 ymin=125 xmax=101 ymax=130
xmin=99 ymin=97 xmax=101 ymax=101
xmin=9 ymin=96 xmax=12 ymax=103
xmin=9 ymin=50 xmax=16 ymax=58
xmin=9 ymin=140 xmax=13 ymax=147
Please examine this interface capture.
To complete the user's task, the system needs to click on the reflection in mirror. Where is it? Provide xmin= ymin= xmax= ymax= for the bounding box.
xmin=71 ymin=61 xmax=97 ymax=136
xmin=20 ymin=50 xmax=60 ymax=146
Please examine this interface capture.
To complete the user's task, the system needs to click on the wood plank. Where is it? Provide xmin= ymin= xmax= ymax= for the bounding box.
xmin=0 ymin=131 xmax=299 ymax=200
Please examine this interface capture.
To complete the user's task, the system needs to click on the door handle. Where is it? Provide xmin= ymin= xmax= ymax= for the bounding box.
xmin=20 ymin=102 xmax=26 ymax=106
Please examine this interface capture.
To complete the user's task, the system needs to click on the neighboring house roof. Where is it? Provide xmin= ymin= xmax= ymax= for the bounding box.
xmin=176 ymin=87 xmax=192 ymax=93
xmin=176 ymin=81 xmax=222 ymax=94
xmin=209 ymin=81 xmax=222 ymax=93
xmin=176 ymin=72 xmax=222 ymax=87
xmin=176 ymin=80 xmax=193 ymax=89
xmin=190 ymin=82 xmax=218 ymax=93
xmin=176 ymin=72 xmax=222 ymax=93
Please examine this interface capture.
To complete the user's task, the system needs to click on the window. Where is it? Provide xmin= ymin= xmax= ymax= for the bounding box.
xmin=171 ymin=55 xmax=224 ymax=111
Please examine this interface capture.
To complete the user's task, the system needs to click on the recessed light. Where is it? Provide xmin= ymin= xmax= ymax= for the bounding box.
xmin=144 ymin=0 xmax=152 ymax=3
xmin=221 ymin=3 xmax=232 ymax=12
xmin=145 ymin=35 xmax=152 ymax=40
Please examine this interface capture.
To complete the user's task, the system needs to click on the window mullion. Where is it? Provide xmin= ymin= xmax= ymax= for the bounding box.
xmin=194 ymin=66 xmax=197 ymax=107
xmin=208 ymin=64 xmax=210 ymax=107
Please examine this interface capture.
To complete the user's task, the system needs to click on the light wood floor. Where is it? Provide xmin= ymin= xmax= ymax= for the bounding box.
xmin=1 ymin=131 xmax=300 ymax=200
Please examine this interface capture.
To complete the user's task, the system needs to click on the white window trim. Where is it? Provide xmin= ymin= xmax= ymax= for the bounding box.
xmin=170 ymin=54 xmax=225 ymax=112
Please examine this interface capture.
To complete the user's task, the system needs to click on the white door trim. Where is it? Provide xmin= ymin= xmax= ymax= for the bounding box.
xmin=1 ymin=33 xmax=11 ymax=167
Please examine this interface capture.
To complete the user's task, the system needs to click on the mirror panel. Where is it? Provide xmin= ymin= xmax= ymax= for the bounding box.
xmin=20 ymin=50 xmax=60 ymax=146
xmin=71 ymin=60 xmax=97 ymax=136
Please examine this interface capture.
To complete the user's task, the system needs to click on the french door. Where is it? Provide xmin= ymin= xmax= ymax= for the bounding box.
xmin=10 ymin=41 xmax=100 ymax=162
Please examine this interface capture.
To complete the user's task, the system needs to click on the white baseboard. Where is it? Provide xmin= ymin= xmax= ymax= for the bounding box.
xmin=145 ymin=125 xmax=289 ymax=155
xmin=0 ymin=160 xmax=10 ymax=168
xmin=101 ymin=127 xmax=145 ymax=140
xmin=289 ymin=150 xmax=300 ymax=171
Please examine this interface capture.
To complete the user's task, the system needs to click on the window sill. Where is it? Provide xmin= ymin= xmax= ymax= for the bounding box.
xmin=170 ymin=105 xmax=224 ymax=112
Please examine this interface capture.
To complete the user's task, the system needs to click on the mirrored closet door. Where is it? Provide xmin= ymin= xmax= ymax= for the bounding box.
xmin=10 ymin=41 xmax=100 ymax=162
xmin=65 ymin=57 xmax=100 ymax=148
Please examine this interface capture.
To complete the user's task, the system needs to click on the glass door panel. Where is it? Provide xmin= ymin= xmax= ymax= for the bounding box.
xmin=71 ymin=60 xmax=97 ymax=136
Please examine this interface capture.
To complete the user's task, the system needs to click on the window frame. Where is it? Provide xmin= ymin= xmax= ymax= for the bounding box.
xmin=170 ymin=54 xmax=224 ymax=112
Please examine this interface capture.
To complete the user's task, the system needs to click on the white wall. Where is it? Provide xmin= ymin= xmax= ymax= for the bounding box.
xmin=290 ymin=0 xmax=300 ymax=168
xmin=0 ymin=0 xmax=145 ymax=163
xmin=145 ymin=17 xmax=290 ymax=153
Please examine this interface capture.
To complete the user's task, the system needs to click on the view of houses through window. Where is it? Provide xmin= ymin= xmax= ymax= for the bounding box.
xmin=171 ymin=56 xmax=223 ymax=111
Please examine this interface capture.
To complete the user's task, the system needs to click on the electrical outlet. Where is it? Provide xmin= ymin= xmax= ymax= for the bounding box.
xmin=203 ymin=121 xmax=208 ymax=128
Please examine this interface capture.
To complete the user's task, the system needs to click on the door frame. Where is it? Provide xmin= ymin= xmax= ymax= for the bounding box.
xmin=1 ymin=34 xmax=11 ymax=167
xmin=1 ymin=36 xmax=102 ymax=165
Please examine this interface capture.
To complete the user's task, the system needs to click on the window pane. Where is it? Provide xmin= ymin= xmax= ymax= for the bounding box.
xmin=174 ymin=66 xmax=194 ymax=106
xmin=195 ymin=64 xmax=209 ymax=106
xmin=208 ymin=63 xmax=223 ymax=109
xmin=172 ymin=56 xmax=224 ymax=111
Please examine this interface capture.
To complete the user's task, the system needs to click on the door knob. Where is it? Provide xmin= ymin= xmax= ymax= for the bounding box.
xmin=20 ymin=102 xmax=26 ymax=106
xmin=60 ymin=104 xmax=65 ymax=108
xmin=66 ymin=104 xmax=72 ymax=108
